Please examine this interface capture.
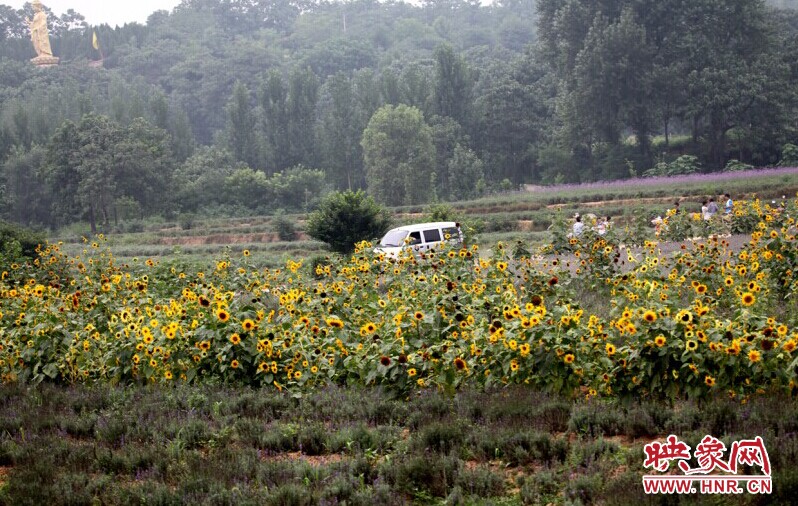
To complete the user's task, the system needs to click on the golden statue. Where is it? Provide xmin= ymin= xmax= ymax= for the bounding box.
xmin=27 ymin=0 xmax=59 ymax=66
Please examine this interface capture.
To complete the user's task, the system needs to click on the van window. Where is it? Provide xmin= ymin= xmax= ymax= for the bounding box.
xmin=442 ymin=227 xmax=460 ymax=241
xmin=380 ymin=229 xmax=408 ymax=247
xmin=423 ymin=229 xmax=441 ymax=243
xmin=408 ymin=231 xmax=422 ymax=244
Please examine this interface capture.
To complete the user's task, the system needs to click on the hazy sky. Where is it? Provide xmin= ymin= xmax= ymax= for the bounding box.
xmin=4 ymin=1 xmax=491 ymax=28
xmin=4 ymin=1 xmax=183 ymax=27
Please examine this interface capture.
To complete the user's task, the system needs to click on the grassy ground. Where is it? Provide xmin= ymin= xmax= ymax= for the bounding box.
xmin=0 ymin=384 xmax=796 ymax=505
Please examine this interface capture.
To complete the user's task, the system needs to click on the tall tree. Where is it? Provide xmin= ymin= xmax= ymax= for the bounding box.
xmin=447 ymin=143 xmax=484 ymax=200
xmin=73 ymin=114 xmax=121 ymax=233
xmin=432 ymin=44 xmax=473 ymax=128
xmin=362 ymin=104 xmax=436 ymax=206
xmin=260 ymin=70 xmax=290 ymax=173
xmin=114 ymin=118 xmax=175 ymax=219
xmin=317 ymin=72 xmax=362 ymax=190
xmin=2 ymin=145 xmax=50 ymax=227
xmin=286 ymin=67 xmax=320 ymax=169
xmin=226 ymin=80 xmax=260 ymax=169
xmin=475 ymin=51 xmax=554 ymax=182
xmin=537 ymin=0 xmax=790 ymax=173
xmin=43 ymin=120 xmax=83 ymax=228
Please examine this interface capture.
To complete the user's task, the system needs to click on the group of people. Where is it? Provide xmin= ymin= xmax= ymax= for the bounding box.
xmin=569 ymin=193 xmax=736 ymax=239
xmin=570 ymin=214 xmax=611 ymax=237
xmin=700 ymin=193 xmax=733 ymax=220
xmin=652 ymin=193 xmax=734 ymax=235
xmin=670 ymin=193 xmax=732 ymax=221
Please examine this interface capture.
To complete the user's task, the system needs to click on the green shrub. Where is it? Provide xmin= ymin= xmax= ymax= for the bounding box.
xmin=565 ymin=473 xmax=603 ymax=504
xmin=306 ymin=254 xmax=334 ymax=278
xmin=297 ymin=423 xmax=328 ymax=455
xmin=0 ymin=220 xmax=45 ymax=267
xmin=416 ymin=421 xmax=466 ymax=454
xmin=499 ymin=430 xmax=565 ymax=466
xmin=724 ymin=159 xmax=754 ymax=172
xmin=644 ymin=154 xmax=702 ymax=177
xmin=306 ymin=190 xmax=392 ymax=254
xmin=455 ymin=466 xmax=505 ymax=498
xmin=623 ymin=406 xmax=657 ymax=438
xmin=533 ymin=400 xmax=572 ymax=432
xmin=519 ymin=470 xmax=559 ymax=505
xmin=778 ymin=143 xmax=798 ymax=166
xmin=427 ymin=203 xmax=459 ymax=222
xmin=178 ymin=212 xmax=196 ymax=230
xmin=568 ymin=402 xmax=624 ymax=437
xmin=382 ymin=454 xmax=461 ymax=497
xmin=731 ymin=211 xmax=758 ymax=234
xmin=272 ymin=209 xmax=297 ymax=241
xmin=267 ymin=483 xmax=314 ymax=506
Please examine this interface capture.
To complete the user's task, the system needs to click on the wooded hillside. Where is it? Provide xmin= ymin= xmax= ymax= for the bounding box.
xmin=1 ymin=0 xmax=798 ymax=230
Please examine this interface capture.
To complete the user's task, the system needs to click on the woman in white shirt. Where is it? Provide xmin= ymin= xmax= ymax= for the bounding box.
xmin=572 ymin=216 xmax=585 ymax=236
xmin=701 ymin=201 xmax=710 ymax=220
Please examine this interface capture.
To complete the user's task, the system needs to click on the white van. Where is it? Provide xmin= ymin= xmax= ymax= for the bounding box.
xmin=375 ymin=222 xmax=463 ymax=258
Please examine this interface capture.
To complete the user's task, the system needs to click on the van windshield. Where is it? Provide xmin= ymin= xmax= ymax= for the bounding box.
xmin=380 ymin=230 xmax=409 ymax=247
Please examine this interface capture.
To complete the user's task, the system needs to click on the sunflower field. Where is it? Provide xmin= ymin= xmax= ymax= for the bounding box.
xmin=1 ymin=198 xmax=797 ymax=403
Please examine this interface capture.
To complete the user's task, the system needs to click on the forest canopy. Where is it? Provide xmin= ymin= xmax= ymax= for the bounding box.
xmin=2 ymin=0 xmax=798 ymax=230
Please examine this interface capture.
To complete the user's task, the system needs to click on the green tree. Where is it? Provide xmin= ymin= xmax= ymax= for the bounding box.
xmin=2 ymin=145 xmax=50 ymax=227
xmin=303 ymin=38 xmax=377 ymax=78
xmin=265 ymin=165 xmax=327 ymax=211
xmin=226 ymin=80 xmax=260 ymax=169
xmin=428 ymin=115 xmax=466 ymax=199
xmin=76 ymin=115 xmax=120 ymax=233
xmin=316 ymin=72 xmax=361 ymax=190
xmin=114 ymin=118 xmax=175 ymax=220
xmin=223 ymin=167 xmax=270 ymax=210
xmin=361 ymin=104 xmax=436 ymax=206
xmin=475 ymin=53 xmax=554 ymax=182
xmin=260 ymin=69 xmax=290 ymax=173
xmin=43 ymin=120 xmax=82 ymax=228
xmin=286 ymin=67 xmax=320 ymax=169
xmin=447 ymin=144 xmax=484 ymax=200
xmin=306 ymin=189 xmax=392 ymax=254
xmin=537 ymin=0 xmax=792 ymax=173
xmin=42 ymin=114 xmax=119 ymax=231
xmin=173 ymin=146 xmax=238 ymax=212
xmin=432 ymin=44 xmax=473 ymax=127
xmin=400 ymin=63 xmax=432 ymax=116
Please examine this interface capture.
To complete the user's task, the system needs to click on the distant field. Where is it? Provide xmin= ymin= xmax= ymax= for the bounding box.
xmin=52 ymin=167 xmax=798 ymax=266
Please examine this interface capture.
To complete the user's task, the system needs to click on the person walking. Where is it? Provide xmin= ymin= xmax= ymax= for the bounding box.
xmin=596 ymin=216 xmax=610 ymax=235
xmin=724 ymin=193 xmax=733 ymax=214
xmin=707 ymin=198 xmax=718 ymax=217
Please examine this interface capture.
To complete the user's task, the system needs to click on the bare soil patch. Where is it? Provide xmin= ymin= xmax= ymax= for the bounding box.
xmin=260 ymin=451 xmax=348 ymax=466
xmin=547 ymin=195 xmax=689 ymax=210
xmin=0 ymin=466 xmax=11 ymax=486
xmin=158 ymin=232 xmax=309 ymax=246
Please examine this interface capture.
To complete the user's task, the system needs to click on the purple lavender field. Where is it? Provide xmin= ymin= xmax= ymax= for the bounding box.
xmin=539 ymin=166 xmax=798 ymax=193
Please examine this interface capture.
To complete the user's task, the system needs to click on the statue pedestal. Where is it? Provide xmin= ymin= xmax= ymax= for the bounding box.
xmin=31 ymin=55 xmax=59 ymax=67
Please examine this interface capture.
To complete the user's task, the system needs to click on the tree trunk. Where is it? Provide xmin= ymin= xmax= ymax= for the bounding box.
xmin=664 ymin=119 xmax=669 ymax=148
xmin=89 ymin=204 xmax=97 ymax=234
xmin=709 ymin=114 xmax=728 ymax=170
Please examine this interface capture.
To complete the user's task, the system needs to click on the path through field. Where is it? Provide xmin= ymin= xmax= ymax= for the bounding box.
xmin=522 ymin=234 xmax=752 ymax=276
